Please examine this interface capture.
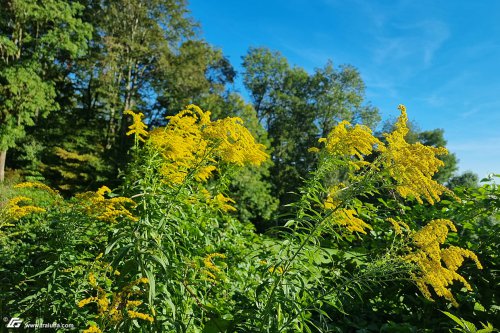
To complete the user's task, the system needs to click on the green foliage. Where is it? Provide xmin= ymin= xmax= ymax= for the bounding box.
xmin=2 ymin=107 xmax=494 ymax=332
xmin=442 ymin=311 xmax=495 ymax=333
xmin=340 ymin=175 xmax=500 ymax=331
xmin=0 ymin=0 xmax=92 ymax=181
xmin=242 ymin=47 xmax=380 ymax=211
xmin=0 ymin=66 xmax=57 ymax=149
xmin=448 ymin=171 xmax=479 ymax=190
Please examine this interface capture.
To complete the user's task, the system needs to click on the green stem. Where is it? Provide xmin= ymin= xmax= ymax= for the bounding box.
xmin=259 ymin=156 xmax=383 ymax=331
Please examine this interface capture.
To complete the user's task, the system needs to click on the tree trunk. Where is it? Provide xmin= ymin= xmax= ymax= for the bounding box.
xmin=0 ymin=149 xmax=7 ymax=182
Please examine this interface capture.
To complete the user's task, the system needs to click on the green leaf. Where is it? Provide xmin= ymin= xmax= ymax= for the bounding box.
xmin=441 ymin=311 xmax=465 ymax=328
xmin=145 ymin=269 xmax=156 ymax=305
xmin=202 ymin=317 xmax=231 ymax=333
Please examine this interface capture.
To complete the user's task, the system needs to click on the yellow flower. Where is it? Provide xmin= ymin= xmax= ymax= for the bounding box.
xmin=204 ymin=117 xmax=269 ymax=166
xmin=268 ymin=266 xmax=285 ymax=275
xmin=128 ymin=277 xmax=149 ymax=287
xmin=77 ymin=296 xmax=96 ymax=308
xmin=6 ymin=196 xmax=32 ymax=206
xmin=441 ymin=246 xmax=483 ymax=271
xmin=381 ymin=106 xmax=455 ymax=205
xmin=201 ymin=253 xmax=226 ymax=282
xmin=203 ymin=253 xmax=226 ymax=273
xmin=83 ymin=325 xmax=102 ymax=333
xmin=406 ymin=219 xmax=482 ymax=307
xmin=78 ymin=271 xmax=150 ymax=325
xmin=88 ymin=272 xmax=97 ymax=287
xmin=124 ymin=110 xmax=148 ymax=142
xmin=320 ymin=121 xmax=383 ymax=159
xmin=14 ymin=181 xmax=59 ymax=195
xmin=97 ymin=288 xmax=110 ymax=314
xmin=332 ymin=208 xmax=373 ymax=234
xmin=149 ymin=106 xmax=209 ymax=184
xmin=75 ymin=186 xmax=137 ymax=223
xmin=201 ymin=269 xmax=217 ymax=281
xmin=149 ymin=105 xmax=268 ymax=186
xmin=127 ymin=310 xmax=154 ymax=323
xmin=386 ymin=218 xmax=410 ymax=236
xmin=323 ymin=183 xmax=345 ymax=210
xmin=412 ymin=219 xmax=457 ymax=261
xmin=96 ymin=186 xmax=112 ymax=197
xmin=194 ymin=165 xmax=217 ymax=182
xmin=212 ymin=193 xmax=237 ymax=212
xmin=126 ymin=300 xmax=143 ymax=308
xmin=6 ymin=196 xmax=46 ymax=220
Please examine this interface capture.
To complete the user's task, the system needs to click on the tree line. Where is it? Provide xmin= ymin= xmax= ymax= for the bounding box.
xmin=0 ymin=0 xmax=473 ymax=227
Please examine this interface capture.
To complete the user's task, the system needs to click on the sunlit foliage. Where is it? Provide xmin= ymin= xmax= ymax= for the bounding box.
xmin=0 ymin=104 xmax=496 ymax=332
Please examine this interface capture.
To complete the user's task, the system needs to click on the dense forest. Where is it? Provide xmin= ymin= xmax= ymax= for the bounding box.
xmin=0 ymin=1 xmax=498 ymax=332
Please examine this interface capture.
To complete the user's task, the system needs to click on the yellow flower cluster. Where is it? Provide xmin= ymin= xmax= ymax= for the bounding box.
xmin=124 ymin=110 xmax=148 ymax=142
xmin=190 ymin=189 xmax=237 ymax=213
xmin=14 ymin=181 xmax=59 ymax=196
xmin=6 ymin=196 xmax=46 ymax=220
xmin=78 ymin=272 xmax=152 ymax=324
xmin=268 ymin=266 xmax=285 ymax=275
xmin=380 ymin=105 xmax=453 ymax=204
xmin=75 ymin=186 xmax=138 ymax=223
xmin=204 ymin=116 xmax=269 ymax=166
xmin=201 ymin=252 xmax=226 ymax=283
xmin=441 ymin=246 xmax=482 ymax=271
xmin=406 ymin=219 xmax=482 ymax=307
xmin=211 ymin=193 xmax=237 ymax=212
xmin=386 ymin=218 xmax=410 ymax=236
xmin=412 ymin=219 xmax=457 ymax=260
xmin=82 ymin=325 xmax=102 ymax=333
xmin=318 ymin=105 xmax=456 ymax=211
xmin=149 ymin=107 xmax=207 ymax=184
xmin=323 ymin=183 xmax=345 ymax=210
xmin=331 ymin=208 xmax=373 ymax=234
xmin=319 ymin=121 xmax=383 ymax=159
xmin=127 ymin=310 xmax=154 ymax=323
xmin=195 ymin=165 xmax=217 ymax=182
xmin=149 ymin=104 xmax=268 ymax=185
xmin=126 ymin=300 xmax=143 ymax=308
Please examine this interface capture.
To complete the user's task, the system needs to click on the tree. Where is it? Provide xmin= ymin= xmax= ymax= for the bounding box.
xmin=154 ymin=40 xmax=235 ymax=124
xmin=78 ymin=0 xmax=195 ymax=154
xmin=10 ymin=0 xmax=234 ymax=191
xmin=448 ymin=171 xmax=479 ymax=189
xmin=242 ymin=47 xmax=380 ymax=208
xmin=0 ymin=0 xmax=91 ymax=182
xmin=311 ymin=61 xmax=380 ymax=137
xmin=417 ymin=129 xmax=458 ymax=182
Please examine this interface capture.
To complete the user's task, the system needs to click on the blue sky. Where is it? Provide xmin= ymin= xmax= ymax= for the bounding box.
xmin=188 ymin=0 xmax=500 ymax=179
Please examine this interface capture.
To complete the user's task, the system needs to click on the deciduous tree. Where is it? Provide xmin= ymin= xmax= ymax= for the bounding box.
xmin=0 ymin=0 xmax=91 ymax=181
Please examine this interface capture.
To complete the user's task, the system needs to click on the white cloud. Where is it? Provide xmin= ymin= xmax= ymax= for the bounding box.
xmin=371 ymin=20 xmax=449 ymax=67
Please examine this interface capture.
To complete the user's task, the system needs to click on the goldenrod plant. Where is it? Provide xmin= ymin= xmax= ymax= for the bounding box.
xmin=0 ymin=105 xmax=495 ymax=332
